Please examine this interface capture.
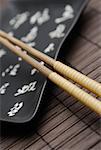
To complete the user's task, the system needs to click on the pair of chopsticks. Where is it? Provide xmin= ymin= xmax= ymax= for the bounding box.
xmin=0 ymin=30 xmax=101 ymax=115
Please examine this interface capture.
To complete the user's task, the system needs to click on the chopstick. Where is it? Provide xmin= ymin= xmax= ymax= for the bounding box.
xmin=0 ymin=30 xmax=101 ymax=97
xmin=0 ymin=36 xmax=101 ymax=115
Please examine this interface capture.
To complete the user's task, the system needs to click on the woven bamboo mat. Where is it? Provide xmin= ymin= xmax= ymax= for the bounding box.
xmin=0 ymin=0 xmax=101 ymax=149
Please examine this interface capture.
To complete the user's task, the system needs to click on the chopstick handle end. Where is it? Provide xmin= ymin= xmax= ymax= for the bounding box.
xmin=53 ymin=61 xmax=101 ymax=97
xmin=48 ymin=72 xmax=101 ymax=115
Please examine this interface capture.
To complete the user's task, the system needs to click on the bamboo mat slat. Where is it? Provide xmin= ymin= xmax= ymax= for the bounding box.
xmin=0 ymin=0 xmax=101 ymax=150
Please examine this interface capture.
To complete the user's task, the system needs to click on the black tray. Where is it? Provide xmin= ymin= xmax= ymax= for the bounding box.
xmin=0 ymin=0 xmax=88 ymax=123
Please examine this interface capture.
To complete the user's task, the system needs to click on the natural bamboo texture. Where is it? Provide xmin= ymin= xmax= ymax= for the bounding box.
xmin=53 ymin=61 xmax=101 ymax=97
xmin=1 ymin=3 xmax=100 ymax=149
xmin=49 ymin=72 xmax=101 ymax=115
xmin=0 ymin=30 xmax=101 ymax=97
xmin=0 ymin=35 xmax=101 ymax=115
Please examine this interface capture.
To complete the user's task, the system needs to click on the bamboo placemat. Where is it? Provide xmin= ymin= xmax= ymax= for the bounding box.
xmin=0 ymin=0 xmax=101 ymax=149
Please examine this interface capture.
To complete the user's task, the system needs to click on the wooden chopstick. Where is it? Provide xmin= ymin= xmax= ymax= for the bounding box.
xmin=0 ymin=30 xmax=101 ymax=97
xmin=0 ymin=36 xmax=101 ymax=115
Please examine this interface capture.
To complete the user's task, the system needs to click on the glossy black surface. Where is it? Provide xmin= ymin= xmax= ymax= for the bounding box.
xmin=0 ymin=0 xmax=88 ymax=123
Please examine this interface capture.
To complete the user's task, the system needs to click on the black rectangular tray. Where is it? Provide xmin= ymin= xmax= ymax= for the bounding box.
xmin=0 ymin=0 xmax=88 ymax=123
